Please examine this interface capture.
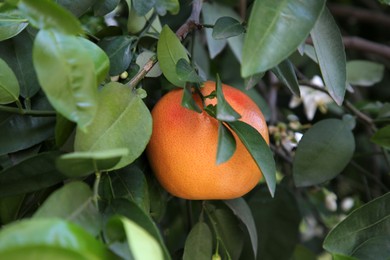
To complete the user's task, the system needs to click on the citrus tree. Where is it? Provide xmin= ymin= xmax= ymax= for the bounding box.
xmin=0 ymin=0 xmax=389 ymax=259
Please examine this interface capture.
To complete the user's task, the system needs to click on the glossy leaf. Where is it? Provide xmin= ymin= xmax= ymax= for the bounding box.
xmin=224 ymin=198 xmax=258 ymax=257
xmin=18 ymin=0 xmax=83 ymax=35
xmin=272 ymin=59 xmax=300 ymax=97
xmin=0 ymin=152 xmax=66 ymax=198
xmin=106 ymin=215 xmax=164 ymax=260
xmin=33 ymin=30 xmax=98 ymax=130
xmin=0 ymin=218 xmax=112 ymax=259
xmin=0 ymin=9 xmax=28 ymax=41
xmin=216 ymin=75 xmax=241 ymax=122
xmin=183 ymin=222 xmax=213 ymax=260
xmin=293 ymin=119 xmax=355 ymax=187
xmin=0 ymin=58 xmax=19 ymax=104
xmin=324 ymin=192 xmax=390 ymax=259
xmin=371 ymin=125 xmax=390 ymax=149
xmin=216 ymin=122 xmax=236 ymax=165
xmin=311 ymin=8 xmax=346 ymax=105
xmin=56 ymin=149 xmax=129 ymax=177
xmin=100 ymin=164 xmax=150 ymax=213
xmin=228 ymin=120 xmax=276 ymax=197
xmin=242 ymin=0 xmax=325 ymax=77
xmin=157 ymin=25 xmax=189 ymax=87
xmin=247 ymin=185 xmax=301 ymax=260
xmin=78 ymin=37 xmax=110 ymax=84
xmin=74 ymin=82 xmax=152 ymax=170
xmin=181 ymin=84 xmax=202 ymax=113
xmin=133 ymin=0 xmax=155 ymax=16
xmin=176 ymin=58 xmax=204 ymax=83
xmin=346 ymin=60 xmax=385 ymax=87
xmin=0 ymin=95 xmax=55 ymax=155
xmin=98 ymin=35 xmax=134 ymax=76
xmin=212 ymin=16 xmax=245 ymax=40
xmin=34 ymin=181 xmax=101 ymax=236
xmin=0 ymin=30 xmax=40 ymax=98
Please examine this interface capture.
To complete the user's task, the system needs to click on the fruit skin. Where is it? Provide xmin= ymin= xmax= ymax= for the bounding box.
xmin=146 ymin=81 xmax=269 ymax=200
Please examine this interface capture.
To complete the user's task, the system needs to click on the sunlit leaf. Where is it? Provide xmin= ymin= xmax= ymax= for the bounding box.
xmin=242 ymin=0 xmax=325 ymax=77
xmin=228 ymin=120 xmax=276 ymax=197
xmin=157 ymin=25 xmax=188 ymax=87
xmin=324 ymin=192 xmax=390 ymax=260
xmin=212 ymin=16 xmax=245 ymax=40
xmin=346 ymin=60 xmax=384 ymax=87
xmin=33 ymin=30 xmax=98 ymax=130
xmin=311 ymin=8 xmax=346 ymax=106
xmin=0 ymin=9 xmax=28 ymax=41
xmin=105 ymin=215 xmax=164 ymax=260
xmin=183 ymin=222 xmax=213 ymax=260
xmin=56 ymin=149 xmax=129 ymax=177
xmin=33 ymin=181 xmax=102 ymax=236
xmin=18 ymin=0 xmax=83 ymax=35
xmin=0 ymin=58 xmax=19 ymax=104
xmin=74 ymin=82 xmax=152 ymax=170
xmin=217 ymin=122 xmax=236 ymax=165
xmin=293 ymin=119 xmax=355 ymax=187
xmin=0 ymin=218 xmax=112 ymax=259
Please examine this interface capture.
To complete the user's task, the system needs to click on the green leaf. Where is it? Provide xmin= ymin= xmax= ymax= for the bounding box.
xmin=78 ymin=37 xmax=110 ymax=84
xmin=291 ymin=245 xmax=317 ymax=260
xmin=105 ymin=215 xmax=164 ymax=260
xmin=176 ymin=58 xmax=204 ymax=83
xmin=217 ymin=122 xmax=236 ymax=165
xmin=57 ymin=0 xmax=98 ymax=17
xmin=181 ymin=84 xmax=202 ymax=113
xmin=33 ymin=30 xmax=98 ymax=130
xmin=56 ymin=149 xmax=129 ymax=177
xmin=74 ymin=82 xmax=152 ymax=170
xmin=324 ymin=192 xmax=390 ymax=259
xmin=209 ymin=208 xmax=244 ymax=260
xmin=247 ymin=185 xmax=301 ymax=260
xmin=0 ymin=195 xmax=24 ymax=224
xmin=55 ymin=113 xmax=75 ymax=147
xmin=0 ymin=218 xmax=113 ymax=259
xmin=293 ymin=119 xmax=355 ymax=187
xmin=103 ymin=199 xmax=169 ymax=259
xmin=0 ymin=58 xmax=19 ymax=104
xmin=212 ymin=16 xmax=245 ymax=40
xmin=98 ymin=35 xmax=135 ymax=76
xmin=0 ymin=9 xmax=28 ymax=41
xmin=272 ymin=59 xmax=300 ymax=97
xmin=155 ymin=0 xmax=179 ymax=15
xmin=311 ymin=8 xmax=346 ymax=106
xmin=100 ymin=165 xmax=150 ymax=213
xmin=216 ymin=75 xmax=241 ymax=122
xmin=242 ymin=0 xmax=325 ymax=77
xmin=183 ymin=222 xmax=213 ymax=260
xmin=136 ymin=51 xmax=161 ymax=77
xmin=228 ymin=120 xmax=276 ymax=197
xmin=224 ymin=198 xmax=258 ymax=258
xmin=0 ymin=95 xmax=55 ymax=155
xmin=0 ymin=30 xmax=40 ymax=98
xmin=371 ymin=125 xmax=390 ymax=149
xmin=0 ymin=152 xmax=66 ymax=198
xmin=33 ymin=181 xmax=102 ymax=236
xmin=18 ymin=0 xmax=83 ymax=35
xmin=132 ymin=0 xmax=155 ymax=16
xmin=93 ymin=0 xmax=120 ymax=16
xmin=157 ymin=25 xmax=189 ymax=87
xmin=346 ymin=60 xmax=385 ymax=87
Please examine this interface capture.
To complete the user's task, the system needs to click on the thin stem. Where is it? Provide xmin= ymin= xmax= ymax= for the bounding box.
xmin=344 ymin=100 xmax=376 ymax=132
xmin=0 ymin=104 xmax=56 ymax=117
xmin=128 ymin=55 xmax=157 ymax=89
xmin=93 ymin=171 xmax=102 ymax=210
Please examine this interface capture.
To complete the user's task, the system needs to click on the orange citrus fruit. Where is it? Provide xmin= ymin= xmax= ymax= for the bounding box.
xmin=146 ymin=81 xmax=269 ymax=200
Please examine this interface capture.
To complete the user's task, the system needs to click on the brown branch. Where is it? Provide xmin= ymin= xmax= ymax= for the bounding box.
xmin=128 ymin=0 xmax=204 ymax=89
xmin=328 ymin=4 xmax=390 ymax=27
xmin=306 ymin=36 xmax=390 ymax=59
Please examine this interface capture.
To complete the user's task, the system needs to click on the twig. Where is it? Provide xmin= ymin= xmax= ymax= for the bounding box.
xmin=0 ymin=104 xmax=56 ymax=117
xmin=328 ymin=4 xmax=390 ymax=27
xmin=128 ymin=0 xmax=204 ymax=89
xmin=344 ymin=100 xmax=376 ymax=131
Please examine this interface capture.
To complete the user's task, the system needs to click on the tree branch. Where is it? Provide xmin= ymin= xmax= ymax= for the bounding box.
xmin=128 ymin=0 xmax=204 ymax=89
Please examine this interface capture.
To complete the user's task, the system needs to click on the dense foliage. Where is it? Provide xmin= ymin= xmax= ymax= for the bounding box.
xmin=0 ymin=0 xmax=389 ymax=259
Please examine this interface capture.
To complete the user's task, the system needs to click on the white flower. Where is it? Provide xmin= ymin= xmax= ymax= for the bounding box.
xmin=289 ymin=76 xmax=333 ymax=120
